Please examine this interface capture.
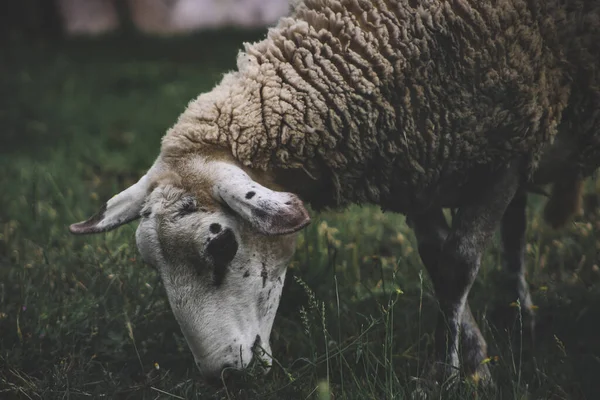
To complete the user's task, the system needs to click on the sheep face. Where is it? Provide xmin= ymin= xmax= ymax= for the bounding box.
xmin=135 ymin=183 xmax=297 ymax=378
xmin=69 ymin=158 xmax=311 ymax=381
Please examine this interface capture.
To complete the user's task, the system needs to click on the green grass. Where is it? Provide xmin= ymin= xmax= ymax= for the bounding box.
xmin=1 ymin=30 xmax=600 ymax=399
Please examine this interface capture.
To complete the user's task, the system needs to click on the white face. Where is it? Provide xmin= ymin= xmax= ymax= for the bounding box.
xmin=69 ymin=158 xmax=311 ymax=380
xmin=135 ymin=184 xmax=297 ymax=378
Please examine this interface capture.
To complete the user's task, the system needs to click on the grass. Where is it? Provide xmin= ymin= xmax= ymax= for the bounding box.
xmin=1 ymin=29 xmax=600 ymax=399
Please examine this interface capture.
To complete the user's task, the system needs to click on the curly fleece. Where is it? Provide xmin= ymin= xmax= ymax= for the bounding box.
xmin=161 ymin=0 xmax=600 ymax=213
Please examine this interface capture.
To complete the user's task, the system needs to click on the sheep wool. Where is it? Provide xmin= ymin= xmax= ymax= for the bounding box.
xmin=161 ymin=0 xmax=600 ymax=214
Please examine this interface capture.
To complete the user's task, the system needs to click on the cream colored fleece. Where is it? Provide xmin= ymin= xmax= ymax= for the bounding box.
xmin=161 ymin=0 xmax=600 ymax=213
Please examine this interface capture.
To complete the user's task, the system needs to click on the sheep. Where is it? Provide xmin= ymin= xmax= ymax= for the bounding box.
xmin=69 ymin=0 xmax=600 ymax=383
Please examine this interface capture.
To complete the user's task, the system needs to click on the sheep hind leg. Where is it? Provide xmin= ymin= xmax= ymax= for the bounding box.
xmin=497 ymin=189 xmax=535 ymax=341
xmin=409 ymin=209 xmax=491 ymax=385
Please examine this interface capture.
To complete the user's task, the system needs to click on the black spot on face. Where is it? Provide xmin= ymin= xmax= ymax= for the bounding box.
xmin=245 ymin=191 xmax=256 ymax=199
xmin=177 ymin=196 xmax=198 ymax=218
xmin=207 ymin=228 xmax=238 ymax=286
xmin=252 ymin=207 xmax=268 ymax=220
xmin=243 ymin=270 xmax=250 ymax=278
xmin=209 ymin=223 xmax=222 ymax=234
xmin=252 ymin=335 xmax=262 ymax=352
xmin=261 ymin=263 xmax=268 ymax=288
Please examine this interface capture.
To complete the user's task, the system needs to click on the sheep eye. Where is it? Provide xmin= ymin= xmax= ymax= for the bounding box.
xmin=141 ymin=208 xmax=151 ymax=218
xmin=177 ymin=196 xmax=198 ymax=216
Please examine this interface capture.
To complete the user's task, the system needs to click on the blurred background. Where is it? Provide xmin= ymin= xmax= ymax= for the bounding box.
xmin=2 ymin=1 xmax=600 ymax=399
xmin=2 ymin=0 xmax=290 ymax=37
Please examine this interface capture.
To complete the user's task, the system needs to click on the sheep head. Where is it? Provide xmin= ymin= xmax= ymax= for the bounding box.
xmin=69 ymin=156 xmax=310 ymax=380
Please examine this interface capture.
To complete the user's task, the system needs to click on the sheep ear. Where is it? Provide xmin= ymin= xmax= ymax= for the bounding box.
xmin=212 ymin=163 xmax=311 ymax=236
xmin=69 ymin=174 xmax=150 ymax=234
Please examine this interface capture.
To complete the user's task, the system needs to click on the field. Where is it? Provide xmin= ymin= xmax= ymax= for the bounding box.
xmin=1 ymin=29 xmax=600 ymax=399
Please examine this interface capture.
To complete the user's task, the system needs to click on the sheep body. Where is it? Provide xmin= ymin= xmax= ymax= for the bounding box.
xmin=162 ymin=0 xmax=600 ymax=214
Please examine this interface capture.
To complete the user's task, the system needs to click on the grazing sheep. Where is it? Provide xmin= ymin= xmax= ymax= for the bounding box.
xmin=70 ymin=0 xmax=600 ymax=382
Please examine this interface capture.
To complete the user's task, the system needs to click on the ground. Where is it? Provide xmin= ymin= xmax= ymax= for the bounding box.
xmin=1 ymin=29 xmax=600 ymax=400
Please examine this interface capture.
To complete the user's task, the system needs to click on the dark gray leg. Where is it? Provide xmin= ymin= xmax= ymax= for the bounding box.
xmin=500 ymin=189 xmax=535 ymax=334
xmin=410 ymin=210 xmax=490 ymax=381
xmin=428 ymin=164 xmax=520 ymax=381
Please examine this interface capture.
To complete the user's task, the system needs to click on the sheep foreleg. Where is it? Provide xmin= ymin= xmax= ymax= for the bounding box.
xmin=425 ymin=162 xmax=520 ymax=384
xmin=410 ymin=209 xmax=491 ymax=384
